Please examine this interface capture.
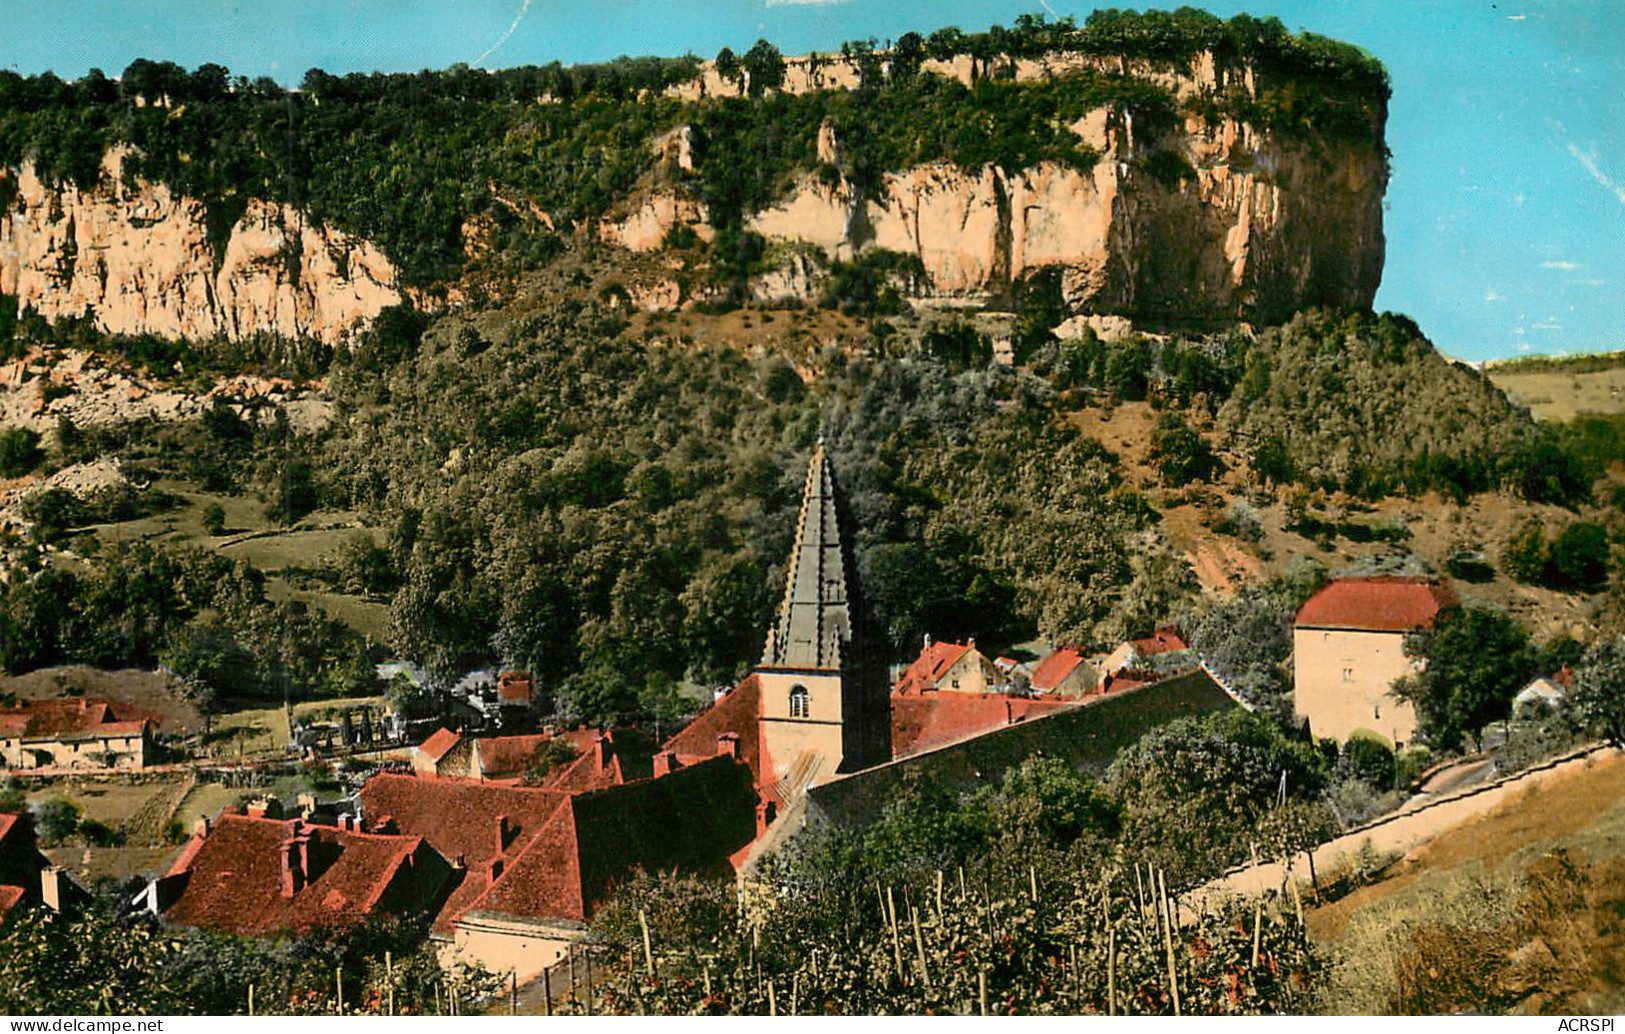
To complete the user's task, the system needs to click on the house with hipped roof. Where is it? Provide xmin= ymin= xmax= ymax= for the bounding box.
xmin=0 ymin=699 xmax=154 ymax=771
xmin=1293 ymin=576 xmax=1458 ymax=746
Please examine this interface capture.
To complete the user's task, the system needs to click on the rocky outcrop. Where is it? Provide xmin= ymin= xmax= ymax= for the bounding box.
xmin=657 ymin=49 xmax=1387 ymax=323
xmin=0 ymin=149 xmax=400 ymax=345
xmin=737 ymin=105 xmax=1384 ymax=321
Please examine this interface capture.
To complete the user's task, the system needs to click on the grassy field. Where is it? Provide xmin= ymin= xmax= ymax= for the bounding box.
xmin=1486 ymin=352 xmax=1625 ymax=421
xmin=80 ymin=480 xmax=394 ymax=640
xmin=1309 ymin=751 xmax=1625 ymax=1014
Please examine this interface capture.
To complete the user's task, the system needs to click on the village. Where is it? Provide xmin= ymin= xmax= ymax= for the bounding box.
xmin=0 ymin=444 xmax=1584 ymax=1007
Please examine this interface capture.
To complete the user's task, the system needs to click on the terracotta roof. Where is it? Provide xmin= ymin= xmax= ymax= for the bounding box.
xmin=1128 ymin=627 xmax=1188 ymax=656
xmin=1294 ymin=577 xmax=1458 ymax=632
xmin=362 ymin=756 xmax=758 ymax=931
xmin=497 ymin=673 xmax=533 ymax=705
xmin=662 ymin=675 xmax=768 ymax=787
xmin=0 ymin=884 xmax=23 ymax=922
xmin=894 ymin=641 xmax=972 ymax=695
xmin=475 ymin=734 xmax=556 ymax=779
xmin=0 ymin=699 xmax=148 ymax=740
xmin=1030 ymin=647 xmax=1088 ymax=692
xmin=890 ymin=692 xmax=1076 ymax=759
xmin=359 ymin=773 xmax=571 ymax=935
xmin=417 ymin=727 xmax=463 ymax=763
xmin=544 ymin=729 xmax=658 ymax=791
xmin=162 ymin=814 xmax=449 ymax=938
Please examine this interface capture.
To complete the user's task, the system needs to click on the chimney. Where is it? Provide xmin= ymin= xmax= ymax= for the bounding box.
xmin=923 ymin=633 xmax=932 ymax=650
xmin=717 ymin=732 xmax=740 ymax=759
xmin=968 ymin=637 xmax=976 ymax=651
xmin=281 ymin=837 xmax=306 ymax=897
xmin=193 ymin=816 xmax=212 ymax=838
xmin=755 ymin=799 xmax=777 ymax=837
xmin=296 ymin=792 xmax=317 ymax=817
xmin=40 ymin=867 xmax=67 ymax=912
xmin=653 ymin=751 xmax=678 ymax=777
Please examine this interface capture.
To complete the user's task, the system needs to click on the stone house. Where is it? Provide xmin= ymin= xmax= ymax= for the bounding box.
xmin=1028 ymin=646 xmax=1097 ymax=698
xmin=1292 ymin=576 xmax=1458 ymax=746
xmin=893 ymin=639 xmax=998 ymax=696
xmin=0 ymin=699 xmax=153 ymax=771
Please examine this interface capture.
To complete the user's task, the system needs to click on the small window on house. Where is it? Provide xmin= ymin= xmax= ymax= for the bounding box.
xmin=951 ymin=678 xmax=961 ymax=689
xmin=789 ymin=685 xmax=810 ymax=719
xmin=1342 ymin=667 xmax=1354 ymax=682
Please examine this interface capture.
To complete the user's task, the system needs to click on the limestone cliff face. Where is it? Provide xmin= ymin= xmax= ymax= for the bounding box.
xmin=644 ymin=49 xmax=1388 ymax=322
xmin=0 ymin=150 xmax=400 ymax=345
xmin=736 ymin=107 xmax=1384 ymax=321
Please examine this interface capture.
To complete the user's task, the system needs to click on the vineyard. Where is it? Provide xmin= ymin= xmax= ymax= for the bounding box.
xmin=549 ymin=862 xmax=1319 ymax=1016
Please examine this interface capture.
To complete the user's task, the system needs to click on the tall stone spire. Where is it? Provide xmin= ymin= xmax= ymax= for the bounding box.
xmin=762 ymin=443 xmax=852 ymax=671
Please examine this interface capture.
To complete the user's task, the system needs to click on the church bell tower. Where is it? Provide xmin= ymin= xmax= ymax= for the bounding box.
xmin=756 ymin=442 xmax=889 ymax=781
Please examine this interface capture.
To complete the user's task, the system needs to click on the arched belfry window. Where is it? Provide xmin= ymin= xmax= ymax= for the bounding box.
xmin=789 ymin=685 xmax=810 ymax=719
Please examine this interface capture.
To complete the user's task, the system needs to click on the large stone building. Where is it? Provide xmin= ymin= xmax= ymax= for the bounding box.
xmin=0 ymin=699 xmax=153 ymax=771
xmin=1292 ymin=576 xmax=1458 ymax=746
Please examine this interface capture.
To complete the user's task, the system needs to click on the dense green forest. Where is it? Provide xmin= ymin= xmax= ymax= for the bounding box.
xmin=0 ymin=9 xmax=1386 ymax=287
xmin=306 ymin=299 xmax=1184 ymax=720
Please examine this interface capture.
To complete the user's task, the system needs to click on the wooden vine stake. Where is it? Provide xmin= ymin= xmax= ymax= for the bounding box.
xmin=336 ymin=966 xmax=344 ymax=1014
xmin=935 ymin=869 xmax=945 ymax=918
xmin=639 ymin=908 xmax=656 ymax=977
xmin=978 ymin=970 xmax=988 ymax=1016
xmin=385 ymin=950 xmax=395 ymax=1017
xmin=542 ymin=967 xmax=552 ymax=1017
xmin=1250 ymin=843 xmax=1264 ymax=971
xmin=703 ymin=966 xmax=713 ymax=999
xmin=510 ymin=970 xmax=518 ymax=1015
xmin=247 ymin=982 xmax=254 ymax=1017
xmin=912 ymin=905 xmax=933 ymax=989
xmin=1029 ymin=865 xmax=1039 ymax=903
xmin=886 ymin=886 xmax=906 ymax=983
xmin=767 ymin=978 xmax=778 ymax=1017
xmin=1157 ymin=868 xmax=1181 ymax=1017
xmin=1107 ymin=925 xmax=1116 ymax=1017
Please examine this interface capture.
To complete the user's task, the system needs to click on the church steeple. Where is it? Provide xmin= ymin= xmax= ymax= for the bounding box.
xmin=752 ymin=442 xmax=889 ymax=778
xmin=762 ymin=443 xmax=851 ymax=672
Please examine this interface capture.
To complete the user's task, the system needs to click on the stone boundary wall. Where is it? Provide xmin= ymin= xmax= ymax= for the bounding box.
xmin=1200 ymin=742 xmax=1621 ymax=902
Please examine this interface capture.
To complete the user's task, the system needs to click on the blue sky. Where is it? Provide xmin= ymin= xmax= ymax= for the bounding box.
xmin=3 ymin=1 xmax=1622 ymax=362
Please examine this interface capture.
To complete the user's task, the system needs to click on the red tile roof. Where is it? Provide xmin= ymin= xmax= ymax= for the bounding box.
xmin=662 ymin=675 xmax=768 ymax=787
xmin=890 ymin=692 xmax=1076 ymax=759
xmin=1294 ymin=577 xmax=1458 ymax=633
xmin=361 ymin=755 xmax=758 ymax=931
xmin=497 ymin=673 xmax=533 ymax=705
xmin=417 ymin=727 xmax=463 ymax=763
xmin=1129 ymin=627 xmax=1188 ymax=656
xmin=359 ymin=773 xmax=571 ymax=935
xmin=475 ymin=734 xmax=557 ymax=780
xmin=0 ymin=699 xmax=149 ymax=740
xmin=162 ymin=814 xmax=450 ymax=938
xmin=1030 ymin=647 xmax=1088 ymax=692
xmin=0 ymin=884 xmax=23 ymax=922
xmin=894 ymin=641 xmax=973 ymax=695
